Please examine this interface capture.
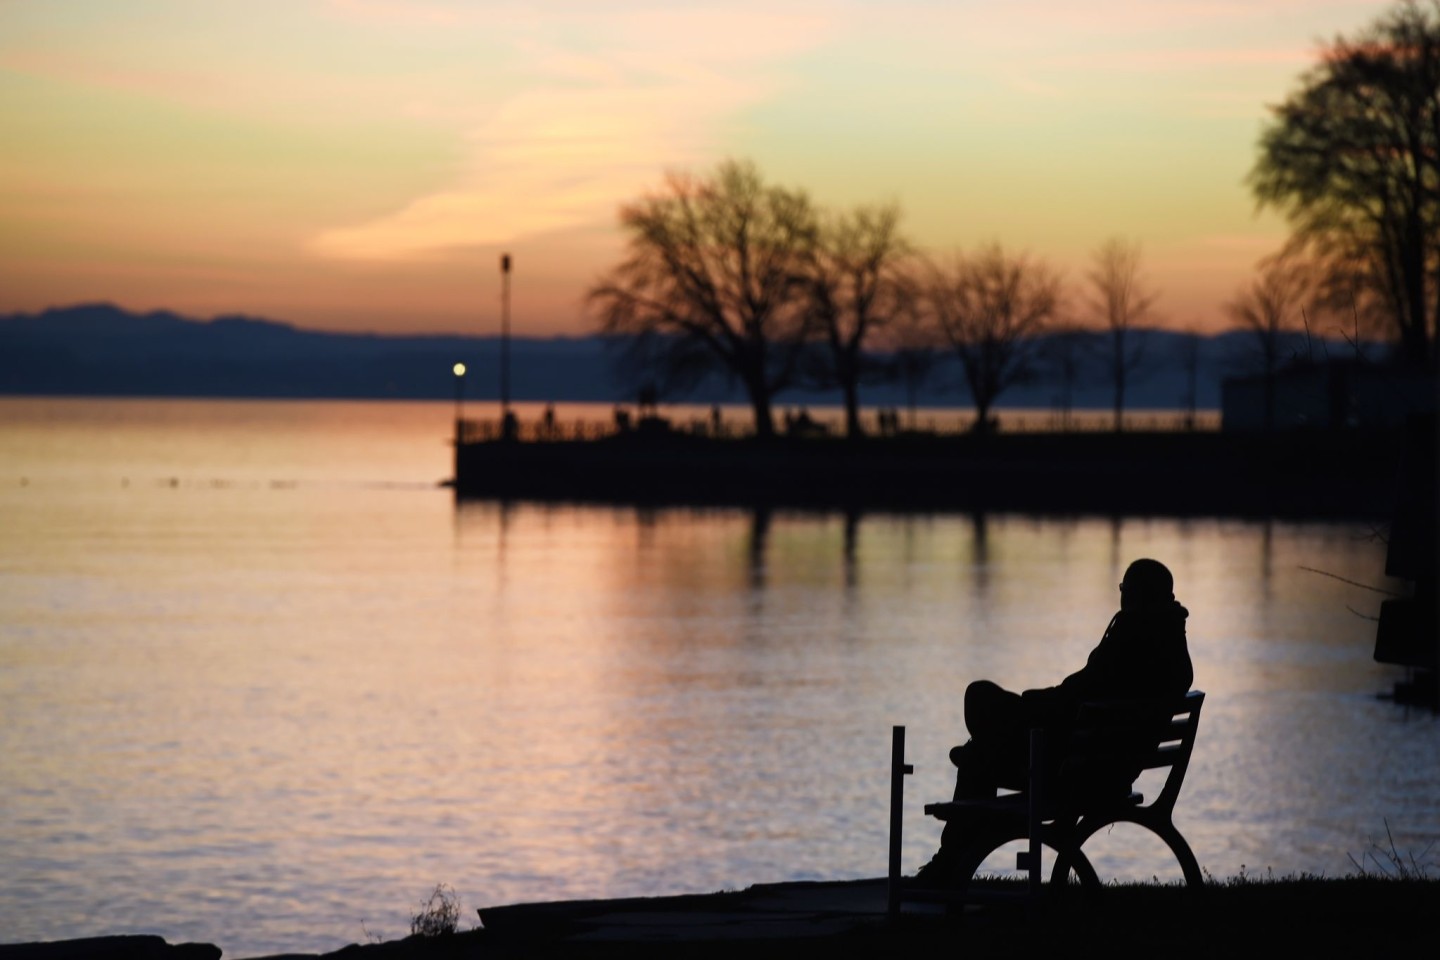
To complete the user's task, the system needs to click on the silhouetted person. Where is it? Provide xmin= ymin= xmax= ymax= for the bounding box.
xmin=916 ymin=558 xmax=1192 ymax=883
xmin=637 ymin=383 xmax=658 ymax=416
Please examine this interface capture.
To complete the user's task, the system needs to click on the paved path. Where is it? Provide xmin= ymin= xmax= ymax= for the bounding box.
xmin=477 ymin=878 xmax=899 ymax=946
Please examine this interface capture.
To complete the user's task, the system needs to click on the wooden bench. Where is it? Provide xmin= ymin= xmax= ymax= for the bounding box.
xmin=887 ymin=690 xmax=1205 ymax=916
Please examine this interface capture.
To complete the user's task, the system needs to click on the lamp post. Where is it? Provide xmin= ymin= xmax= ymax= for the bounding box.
xmin=500 ymin=252 xmax=515 ymax=439
xmin=500 ymin=253 xmax=512 ymax=411
xmin=452 ymin=362 xmax=467 ymax=444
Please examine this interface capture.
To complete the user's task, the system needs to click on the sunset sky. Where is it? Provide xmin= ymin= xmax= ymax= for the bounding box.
xmin=0 ymin=1 xmax=1395 ymax=337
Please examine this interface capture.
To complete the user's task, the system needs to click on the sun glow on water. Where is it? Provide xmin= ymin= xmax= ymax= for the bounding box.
xmin=0 ymin=397 xmax=1433 ymax=957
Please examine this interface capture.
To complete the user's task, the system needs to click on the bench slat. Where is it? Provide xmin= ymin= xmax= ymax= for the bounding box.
xmin=895 ymin=691 xmax=1205 ymax=915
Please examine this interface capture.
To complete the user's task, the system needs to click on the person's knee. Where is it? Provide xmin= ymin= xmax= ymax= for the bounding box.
xmin=964 ymin=679 xmax=1001 ymax=717
xmin=965 ymin=679 xmax=1003 ymax=698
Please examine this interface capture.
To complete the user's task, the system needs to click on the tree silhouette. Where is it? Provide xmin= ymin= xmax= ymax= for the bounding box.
xmin=804 ymin=204 xmax=913 ymax=438
xmin=1226 ymin=253 xmax=1316 ymax=431
xmin=1037 ymin=321 xmax=1092 ymax=431
xmin=588 ymin=160 xmax=820 ymax=438
xmin=1086 ymin=237 xmax=1159 ymax=431
xmin=920 ymin=244 xmax=1063 ymax=431
xmin=1251 ymin=0 xmax=1440 ymax=368
xmin=877 ymin=292 xmax=941 ymax=430
xmin=1178 ymin=325 xmax=1204 ymax=431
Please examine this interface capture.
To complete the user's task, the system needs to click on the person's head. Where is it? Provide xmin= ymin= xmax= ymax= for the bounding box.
xmin=1120 ymin=558 xmax=1174 ymax=610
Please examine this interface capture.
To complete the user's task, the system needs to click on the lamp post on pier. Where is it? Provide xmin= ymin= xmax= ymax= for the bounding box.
xmin=500 ymin=252 xmax=517 ymax=440
xmin=452 ymin=362 xmax=467 ymax=444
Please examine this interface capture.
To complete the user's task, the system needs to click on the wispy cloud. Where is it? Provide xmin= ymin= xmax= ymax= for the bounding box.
xmin=1197 ymin=232 xmax=1288 ymax=254
xmin=310 ymin=3 xmax=838 ymax=260
xmin=322 ymin=0 xmax=488 ymax=27
xmin=311 ymin=82 xmax=738 ymax=258
xmin=847 ymin=0 xmax=1350 ymax=100
xmin=1040 ymin=45 xmax=1313 ymax=72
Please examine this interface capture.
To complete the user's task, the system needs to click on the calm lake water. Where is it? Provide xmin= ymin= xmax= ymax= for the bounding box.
xmin=1 ymin=397 xmax=1436 ymax=957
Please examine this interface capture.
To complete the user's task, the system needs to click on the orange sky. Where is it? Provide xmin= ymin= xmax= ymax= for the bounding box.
xmin=0 ymin=1 xmax=1397 ymax=337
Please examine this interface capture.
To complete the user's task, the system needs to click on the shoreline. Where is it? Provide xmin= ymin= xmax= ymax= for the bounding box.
xmin=6 ymin=876 xmax=1439 ymax=959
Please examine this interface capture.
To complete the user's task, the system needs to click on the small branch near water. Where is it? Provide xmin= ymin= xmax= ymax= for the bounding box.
xmin=1298 ymin=565 xmax=1404 ymax=597
xmin=1344 ymin=604 xmax=1380 ymax=622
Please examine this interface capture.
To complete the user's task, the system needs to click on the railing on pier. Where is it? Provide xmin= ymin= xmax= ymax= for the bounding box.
xmin=456 ymin=408 xmax=1223 ymax=445
xmin=458 ymin=418 xmax=620 ymax=444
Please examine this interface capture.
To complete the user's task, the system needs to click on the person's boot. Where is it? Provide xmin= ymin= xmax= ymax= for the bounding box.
xmin=912 ymin=847 xmax=955 ymax=887
xmin=949 ymin=741 xmax=997 ymax=801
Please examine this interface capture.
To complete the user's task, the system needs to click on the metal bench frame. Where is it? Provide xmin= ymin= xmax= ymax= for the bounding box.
xmin=887 ymin=689 xmax=1206 ymax=916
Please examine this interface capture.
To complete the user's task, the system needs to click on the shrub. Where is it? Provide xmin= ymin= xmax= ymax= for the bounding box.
xmin=411 ymin=883 xmax=461 ymax=937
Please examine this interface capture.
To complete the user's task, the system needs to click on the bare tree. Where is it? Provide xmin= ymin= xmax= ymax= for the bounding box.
xmin=876 ymin=287 xmax=942 ymax=430
xmin=1086 ymin=237 xmax=1159 ymax=431
xmin=920 ymin=244 xmax=1063 ymax=431
xmin=805 ymin=204 xmax=913 ymax=437
xmin=1226 ymin=254 xmax=1316 ymax=431
xmin=587 ymin=160 xmax=820 ymax=438
xmin=1178 ymin=325 xmax=1205 ymax=431
xmin=1251 ymin=0 xmax=1440 ymax=368
xmin=1037 ymin=321 xmax=1094 ymax=431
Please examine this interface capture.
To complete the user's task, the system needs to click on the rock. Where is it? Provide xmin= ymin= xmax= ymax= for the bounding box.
xmin=0 ymin=936 xmax=221 ymax=960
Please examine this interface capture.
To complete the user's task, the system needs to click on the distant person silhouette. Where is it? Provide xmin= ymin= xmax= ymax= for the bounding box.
xmin=916 ymin=558 xmax=1192 ymax=884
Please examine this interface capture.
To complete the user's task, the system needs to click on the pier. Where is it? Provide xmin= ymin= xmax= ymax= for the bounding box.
xmin=450 ymin=412 xmax=1404 ymax=519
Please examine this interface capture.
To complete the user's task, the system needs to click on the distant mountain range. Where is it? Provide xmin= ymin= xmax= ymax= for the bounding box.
xmin=0 ymin=302 xmax=1389 ymax=410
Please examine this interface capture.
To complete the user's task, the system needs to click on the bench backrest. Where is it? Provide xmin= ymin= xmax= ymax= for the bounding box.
xmin=1065 ymin=690 xmax=1205 ymax=814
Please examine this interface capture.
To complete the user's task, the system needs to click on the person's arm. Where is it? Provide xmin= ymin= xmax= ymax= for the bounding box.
xmin=1021 ymin=612 xmax=1127 ymax=724
xmin=1019 ymin=684 xmax=1071 ymax=727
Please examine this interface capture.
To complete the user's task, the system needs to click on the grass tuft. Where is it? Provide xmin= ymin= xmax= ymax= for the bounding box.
xmin=411 ymin=883 xmax=462 ymax=937
xmin=1347 ymin=819 xmax=1437 ymax=881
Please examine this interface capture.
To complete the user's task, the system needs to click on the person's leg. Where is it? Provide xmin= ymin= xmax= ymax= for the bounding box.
xmin=948 ymin=741 xmax=994 ymax=800
xmin=916 ymin=681 xmax=1029 ymax=884
xmin=952 ymin=680 xmax=1028 ymax=798
xmin=964 ymin=679 xmax=1027 ymax=742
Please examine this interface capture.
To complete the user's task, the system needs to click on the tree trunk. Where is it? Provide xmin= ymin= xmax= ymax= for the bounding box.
xmin=751 ymin=392 xmax=776 ymax=438
xmin=843 ymin=378 xmax=864 ymax=438
xmin=1113 ymin=377 xmax=1125 ymax=433
xmin=1263 ymin=371 xmax=1275 ymax=433
xmin=1402 ymin=208 xmax=1430 ymax=367
xmin=1432 ymin=262 xmax=1440 ymax=372
xmin=1112 ymin=331 xmax=1126 ymax=433
xmin=972 ymin=394 xmax=995 ymax=433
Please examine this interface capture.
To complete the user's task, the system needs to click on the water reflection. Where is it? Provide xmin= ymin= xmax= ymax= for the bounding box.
xmin=5 ymin=459 xmax=1437 ymax=957
xmin=439 ymin=503 xmax=1434 ymax=892
xmin=842 ymin=509 xmax=860 ymax=595
xmin=749 ymin=507 xmax=771 ymax=595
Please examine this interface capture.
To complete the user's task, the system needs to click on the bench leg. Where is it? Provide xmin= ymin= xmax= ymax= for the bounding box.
xmin=1153 ymin=822 xmax=1204 ymax=888
xmin=1048 ymin=843 xmax=1102 ymax=890
xmin=887 ymin=725 xmax=913 ymax=920
xmin=1068 ymin=815 xmax=1204 ymax=889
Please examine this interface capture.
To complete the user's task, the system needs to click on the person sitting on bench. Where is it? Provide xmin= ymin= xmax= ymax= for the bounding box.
xmin=916 ymin=558 xmax=1193 ymax=883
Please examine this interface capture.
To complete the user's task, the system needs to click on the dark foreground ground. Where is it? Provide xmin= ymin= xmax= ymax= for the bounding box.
xmin=6 ymin=877 xmax=1438 ymax=960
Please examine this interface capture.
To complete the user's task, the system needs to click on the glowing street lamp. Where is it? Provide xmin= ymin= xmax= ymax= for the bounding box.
xmin=452 ymin=362 xmax=467 ymax=439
